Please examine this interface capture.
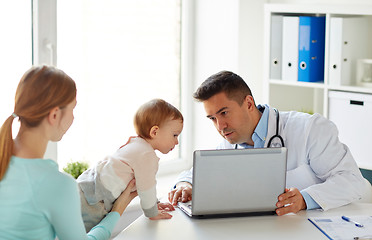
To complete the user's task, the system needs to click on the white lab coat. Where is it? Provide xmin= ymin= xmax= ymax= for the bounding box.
xmin=216 ymin=105 xmax=370 ymax=210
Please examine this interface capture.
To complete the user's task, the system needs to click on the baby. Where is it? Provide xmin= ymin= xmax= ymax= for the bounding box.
xmin=77 ymin=99 xmax=183 ymax=231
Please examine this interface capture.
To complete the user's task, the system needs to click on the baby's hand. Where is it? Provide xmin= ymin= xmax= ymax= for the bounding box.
xmin=149 ymin=210 xmax=172 ymax=220
xmin=158 ymin=202 xmax=175 ymax=211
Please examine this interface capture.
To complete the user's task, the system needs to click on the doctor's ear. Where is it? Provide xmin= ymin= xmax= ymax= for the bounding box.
xmin=244 ymin=95 xmax=255 ymax=110
xmin=149 ymin=126 xmax=160 ymax=139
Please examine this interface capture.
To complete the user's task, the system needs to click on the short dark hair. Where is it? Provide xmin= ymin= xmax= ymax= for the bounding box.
xmin=193 ymin=71 xmax=253 ymax=105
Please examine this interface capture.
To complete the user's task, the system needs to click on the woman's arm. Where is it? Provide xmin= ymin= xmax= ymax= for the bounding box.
xmin=36 ymin=172 xmax=136 ymax=240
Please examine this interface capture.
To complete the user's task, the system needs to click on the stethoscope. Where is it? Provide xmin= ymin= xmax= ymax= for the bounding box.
xmin=235 ymin=108 xmax=285 ymax=149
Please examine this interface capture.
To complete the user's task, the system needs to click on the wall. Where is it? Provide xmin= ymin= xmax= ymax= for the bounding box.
xmin=191 ymin=0 xmax=240 ymax=152
xmin=191 ymin=0 xmax=267 ymax=153
xmin=190 ymin=0 xmax=372 ymax=175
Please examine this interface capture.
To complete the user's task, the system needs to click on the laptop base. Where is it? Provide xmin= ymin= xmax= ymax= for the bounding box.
xmin=190 ymin=210 xmax=277 ymax=219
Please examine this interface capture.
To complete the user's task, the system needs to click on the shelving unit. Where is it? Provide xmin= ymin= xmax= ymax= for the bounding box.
xmin=263 ymin=4 xmax=372 ymax=169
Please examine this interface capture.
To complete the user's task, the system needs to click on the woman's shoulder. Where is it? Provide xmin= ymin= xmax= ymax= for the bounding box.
xmin=21 ymin=158 xmax=77 ymax=190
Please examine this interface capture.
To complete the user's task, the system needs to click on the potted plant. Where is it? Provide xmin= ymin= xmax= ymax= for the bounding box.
xmin=63 ymin=161 xmax=89 ymax=179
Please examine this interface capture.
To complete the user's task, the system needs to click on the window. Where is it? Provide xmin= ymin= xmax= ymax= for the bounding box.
xmin=0 ymin=1 xmax=32 ymax=127
xmin=56 ymin=0 xmax=183 ymax=170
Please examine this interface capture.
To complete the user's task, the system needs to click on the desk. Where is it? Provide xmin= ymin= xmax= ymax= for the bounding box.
xmin=113 ymin=203 xmax=372 ymax=240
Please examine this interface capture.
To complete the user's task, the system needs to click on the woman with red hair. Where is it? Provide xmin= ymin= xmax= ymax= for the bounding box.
xmin=0 ymin=66 xmax=137 ymax=240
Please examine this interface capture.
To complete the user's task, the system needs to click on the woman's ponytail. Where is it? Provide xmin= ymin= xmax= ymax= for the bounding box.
xmin=0 ymin=115 xmax=16 ymax=180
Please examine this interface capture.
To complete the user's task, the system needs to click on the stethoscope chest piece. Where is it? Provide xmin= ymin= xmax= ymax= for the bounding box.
xmin=267 ymin=108 xmax=285 ymax=148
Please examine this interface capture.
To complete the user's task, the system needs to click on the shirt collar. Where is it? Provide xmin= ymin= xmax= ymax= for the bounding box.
xmin=255 ymin=104 xmax=269 ymax=142
xmin=237 ymin=104 xmax=269 ymax=149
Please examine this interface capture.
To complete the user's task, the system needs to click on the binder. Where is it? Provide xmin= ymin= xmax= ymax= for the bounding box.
xmin=329 ymin=17 xmax=370 ymax=86
xmin=282 ymin=16 xmax=299 ymax=82
xmin=270 ymin=15 xmax=283 ymax=80
xmin=298 ymin=16 xmax=325 ymax=82
xmin=329 ymin=18 xmax=343 ymax=86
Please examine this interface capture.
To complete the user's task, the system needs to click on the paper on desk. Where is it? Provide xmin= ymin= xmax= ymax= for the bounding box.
xmin=308 ymin=216 xmax=372 ymax=240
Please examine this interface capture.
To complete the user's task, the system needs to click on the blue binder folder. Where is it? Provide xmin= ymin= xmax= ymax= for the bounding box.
xmin=298 ymin=16 xmax=325 ymax=82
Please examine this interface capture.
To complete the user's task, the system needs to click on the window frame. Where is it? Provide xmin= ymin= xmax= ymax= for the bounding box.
xmin=35 ymin=0 xmax=195 ymax=174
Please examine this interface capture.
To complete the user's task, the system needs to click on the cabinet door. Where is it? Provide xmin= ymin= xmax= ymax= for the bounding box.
xmin=328 ymin=91 xmax=372 ymax=169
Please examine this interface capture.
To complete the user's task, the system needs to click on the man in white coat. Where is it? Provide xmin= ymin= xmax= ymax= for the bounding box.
xmin=168 ymin=70 xmax=371 ymax=216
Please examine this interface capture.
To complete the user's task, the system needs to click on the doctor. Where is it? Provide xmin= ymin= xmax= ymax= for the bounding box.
xmin=168 ymin=70 xmax=371 ymax=216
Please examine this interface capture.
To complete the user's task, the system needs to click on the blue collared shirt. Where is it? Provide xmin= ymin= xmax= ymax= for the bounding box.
xmin=237 ymin=104 xmax=269 ymax=149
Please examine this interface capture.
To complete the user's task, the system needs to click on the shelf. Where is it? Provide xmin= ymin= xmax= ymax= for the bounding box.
xmin=328 ymin=85 xmax=372 ymax=94
xmin=266 ymin=4 xmax=372 ymax=16
xmin=269 ymin=79 xmax=325 ymax=89
xmin=269 ymin=80 xmax=372 ymax=94
xmin=265 ymin=3 xmax=372 ymax=171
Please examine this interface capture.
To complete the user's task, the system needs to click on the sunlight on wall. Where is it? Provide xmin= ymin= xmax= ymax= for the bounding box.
xmin=0 ymin=1 xmax=32 ymax=128
xmin=57 ymin=0 xmax=181 ymax=169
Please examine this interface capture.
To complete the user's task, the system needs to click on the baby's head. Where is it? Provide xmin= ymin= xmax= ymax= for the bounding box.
xmin=134 ymin=99 xmax=183 ymax=154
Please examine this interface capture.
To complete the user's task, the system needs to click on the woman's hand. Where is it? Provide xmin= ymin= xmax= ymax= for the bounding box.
xmin=111 ymin=179 xmax=138 ymax=216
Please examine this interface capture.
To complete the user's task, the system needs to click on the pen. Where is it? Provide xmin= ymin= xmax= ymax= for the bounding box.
xmin=354 ymin=237 xmax=372 ymax=240
xmin=342 ymin=216 xmax=364 ymax=228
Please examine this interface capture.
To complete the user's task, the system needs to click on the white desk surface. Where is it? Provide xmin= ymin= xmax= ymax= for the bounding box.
xmin=113 ymin=202 xmax=372 ymax=240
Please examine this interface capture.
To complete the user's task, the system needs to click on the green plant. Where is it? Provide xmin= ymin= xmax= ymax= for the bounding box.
xmin=63 ymin=161 xmax=89 ymax=179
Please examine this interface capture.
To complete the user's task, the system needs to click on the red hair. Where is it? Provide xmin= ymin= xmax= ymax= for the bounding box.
xmin=134 ymin=99 xmax=183 ymax=139
xmin=0 ymin=66 xmax=76 ymax=180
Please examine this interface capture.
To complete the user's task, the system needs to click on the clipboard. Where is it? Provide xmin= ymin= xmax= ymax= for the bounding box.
xmin=308 ymin=216 xmax=372 ymax=240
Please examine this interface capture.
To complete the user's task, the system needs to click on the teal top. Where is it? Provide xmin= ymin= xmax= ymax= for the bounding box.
xmin=0 ymin=156 xmax=120 ymax=240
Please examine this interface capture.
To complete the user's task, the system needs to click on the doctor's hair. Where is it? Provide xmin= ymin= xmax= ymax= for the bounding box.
xmin=0 ymin=65 xmax=76 ymax=180
xmin=134 ymin=99 xmax=183 ymax=139
xmin=193 ymin=70 xmax=254 ymax=106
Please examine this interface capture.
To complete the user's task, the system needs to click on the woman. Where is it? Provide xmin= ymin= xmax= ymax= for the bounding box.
xmin=0 ymin=66 xmax=137 ymax=240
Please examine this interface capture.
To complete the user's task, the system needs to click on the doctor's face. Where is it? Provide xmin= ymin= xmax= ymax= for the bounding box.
xmin=203 ymin=92 xmax=255 ymax=145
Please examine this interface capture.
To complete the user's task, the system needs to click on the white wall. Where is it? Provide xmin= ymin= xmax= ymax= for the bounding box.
xmin=191 ymin=0 xmax=240 ymax=151
xmin=191 ymin=0 xmax=266 ymax=152
xmin=190 ymin=0 xmax=372 ymax=154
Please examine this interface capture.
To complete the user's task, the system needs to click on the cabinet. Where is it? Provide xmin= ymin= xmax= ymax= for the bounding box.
xmin=263 ymin=4 xmax=372 ymax=169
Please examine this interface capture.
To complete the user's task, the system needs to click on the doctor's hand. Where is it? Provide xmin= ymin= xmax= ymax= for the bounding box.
xmin=168 ymin=182 xmax=192 ymax=206
xmin=275 ymin=188 xmax=307 ymax=216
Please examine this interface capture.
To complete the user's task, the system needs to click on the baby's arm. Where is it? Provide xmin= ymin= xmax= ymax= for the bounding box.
xmin=133 ymin=152 xmax=173 ymax=220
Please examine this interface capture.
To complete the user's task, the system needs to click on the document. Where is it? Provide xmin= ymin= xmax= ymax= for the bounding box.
xmin=328 ymin=17 xmax=344 ymax=86
xmin=282 ymin=16 xmax=299 ymax=82
xmin=328 ymin=17 xmax=370 ymax=86
xmin=308 ymin=215 xmax=372 ymax=240
xmin=298 ymin=16 xmax=325 ymax=82
xmin=270 ymin=15 xmax=283 ymax=80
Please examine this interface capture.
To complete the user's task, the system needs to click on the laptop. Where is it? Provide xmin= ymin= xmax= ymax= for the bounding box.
xmin=178 ymin=147 xmax=287 ymax=218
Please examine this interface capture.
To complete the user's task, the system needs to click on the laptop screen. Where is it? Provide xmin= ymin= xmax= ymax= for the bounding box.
xmin=191 ymin=147 xmax=287 ymax=216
